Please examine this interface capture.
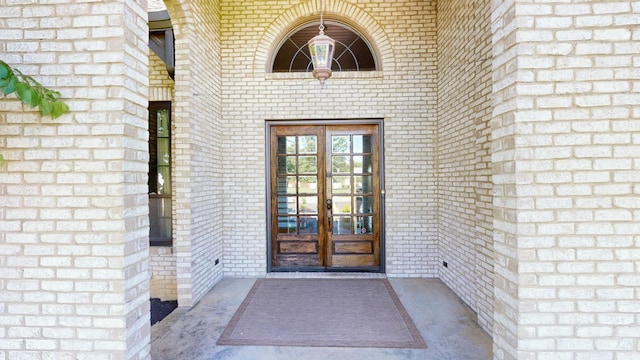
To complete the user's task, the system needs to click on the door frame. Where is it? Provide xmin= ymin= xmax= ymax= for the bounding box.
xmin=265 ymin=119 xmax=386 ymax=273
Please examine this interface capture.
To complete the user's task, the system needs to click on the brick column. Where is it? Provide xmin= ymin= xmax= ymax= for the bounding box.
xmin=490 ymin=0 xmax=520 ymax=358
xmin=169 ymin=0 xmax=224 ymax=306
xmin=492 ymin=1 xmax=640 ymax=359
xmin=0 ymin=1 xmax=150 ymax=359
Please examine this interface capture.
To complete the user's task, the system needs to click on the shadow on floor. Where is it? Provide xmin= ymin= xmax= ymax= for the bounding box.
xmin=150 ymin=277 xmax=492 ymax=360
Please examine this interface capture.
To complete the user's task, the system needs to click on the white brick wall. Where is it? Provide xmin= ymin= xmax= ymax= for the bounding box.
xmin=149 ymin=247 xmax=177 ymax=300
xmin=149 ymin=50 xmax=174 ymax=102
xmin=0 ymin=0 xmax=150 ymax=359
xmin=491 ymin=0 xmax=519 ymax=357
xmin=437 ymin=0 xmax=494 ymax=334
xmin=492 ymin=1 xmax=640 ymax=359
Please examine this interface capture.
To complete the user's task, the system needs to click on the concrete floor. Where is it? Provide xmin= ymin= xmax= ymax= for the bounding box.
xmin=150 ymin=276 xmax=493 ymax=360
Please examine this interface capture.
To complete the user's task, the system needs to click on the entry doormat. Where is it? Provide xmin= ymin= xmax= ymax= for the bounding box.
xmin=217 ymin=278 xmax=427 ymax=348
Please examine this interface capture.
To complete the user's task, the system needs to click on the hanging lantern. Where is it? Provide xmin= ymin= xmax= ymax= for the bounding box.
xmin=308 ymin=25 xmax=335 ymax=86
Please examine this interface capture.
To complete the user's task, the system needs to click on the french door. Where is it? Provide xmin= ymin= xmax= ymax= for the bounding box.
xmin=269 ymin=123 xmax=382 ymax=271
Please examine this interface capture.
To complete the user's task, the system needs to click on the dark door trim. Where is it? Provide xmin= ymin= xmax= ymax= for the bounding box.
xmin=265 ymin=119 xmax=385 ymax=273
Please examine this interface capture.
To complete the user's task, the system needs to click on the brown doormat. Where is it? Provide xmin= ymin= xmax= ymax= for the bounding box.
xmin=217 ymin=278 xmax=427 ymax=348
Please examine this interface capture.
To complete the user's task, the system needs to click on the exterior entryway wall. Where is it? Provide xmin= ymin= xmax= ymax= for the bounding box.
xmin=220 ymin=0 xmax=439 ymax=278
xmin=437 ymin=0 xmax=494 ymax=333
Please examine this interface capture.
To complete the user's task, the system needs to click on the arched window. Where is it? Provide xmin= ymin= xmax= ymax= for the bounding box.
xmin=272 ymin=22 xmax=377 ymax=73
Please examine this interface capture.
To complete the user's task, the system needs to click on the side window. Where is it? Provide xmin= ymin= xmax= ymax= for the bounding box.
xmin=148 ymin=101 xmax=172 ymax=246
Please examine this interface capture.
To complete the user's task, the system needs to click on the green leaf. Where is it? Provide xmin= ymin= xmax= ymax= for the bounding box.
xmin=51 ymin=100 xmax=69 ymax=119
xmin=0 ymin=61 xmax=10 ymax=80
xmin=0 ymin=154 xmax=4 ymax=167
xmin=28 ymin=88 xmax=40 ymax=107
xmin=15 ymin=82 xmax=32 ymax=106
xmin=39 ymin=98 xmax=53 ymax=116
xmin=1 ymin=75 xmax=17 ymax=95
xmin=45 ymin=89 xmax=61 ymax=101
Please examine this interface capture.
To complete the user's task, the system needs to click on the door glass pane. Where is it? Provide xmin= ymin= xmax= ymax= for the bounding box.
xmin=333 ymin=196 xmax=351 ymax=214
xmin=354 ymin=196 xmax=373 ymax=214
xmin=286 ymin=157 xmax=296 ymax=173
xmin=333 ymin=216 xmax=352 ymax=234
xmin=276 ymin=156 xmax=287 ymax=175
xmin=277 ymin=176 xmax=297 ymax=194
xmin=332 ymin=136 xmax=350 ymax=153
xmin=352 ymin=135 xmax=363 ymax=153
xmin=278 ymin=136 xmax=296 ymax=154
xmin=299 ymin=196 xmax=318 ymax=214
xmin=332 ymin=176 xmax=351 ymax=194
xmin=277 ymin=196 xmax=296 ymax=214
xmin=363 ymin=155 xmax=373 ymax=173
xmin=353 ymin=156 xmax=363 ymax=173
xmin=277 ymin=136 xmax=297 ymax=154
xmin=363 ymin=136 xmax=373 ymax=153
xmin=276 ymin=178 xmax=286 ymax=193
xmin=354 ymin=176 xmax=371 ymax=194
xmin=332 ymin=156 xmax=350 ymax=173
xmin=288 ymin=176 xmax=298 ymax=193
xmin=353 ymin=135 xmax=373 ymax=153
xmin=298 ymin=176 xmax=317 ymax=194
xmin=287 ymin=137 xmax=298 ymax=153
xmin=355 ymin=216 xmax=373 ymax=234
xmin=299 ymin=216 xmax=318 ymax=234
xmin=298 ymin=136 xmax=317 ymax=154
xmin=298 ymin=156 xmax=317 ymax=174
xmin=278 ymin=216 xmax=297 ymax=233
xmin=353 ymin=155 xmax=372 ymax=174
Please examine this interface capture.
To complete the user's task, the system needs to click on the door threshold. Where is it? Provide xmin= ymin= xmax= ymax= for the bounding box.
xmin=266 ymin=272 xmax=386 ymax=279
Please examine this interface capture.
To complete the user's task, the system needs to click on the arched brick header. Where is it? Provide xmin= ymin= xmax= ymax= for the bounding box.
xmin=254 ymin=0 xmax=395 ymax=75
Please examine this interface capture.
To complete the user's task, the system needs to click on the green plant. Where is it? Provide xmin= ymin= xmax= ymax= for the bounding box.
xmin=0 ymin=60 xmax=70 ymax=166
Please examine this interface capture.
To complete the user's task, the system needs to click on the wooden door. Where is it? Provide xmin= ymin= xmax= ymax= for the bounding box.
xmin=325 ymin=125 xmax=380 ymax=268
xmin=270 ymin=124 xmax=381 ymax=271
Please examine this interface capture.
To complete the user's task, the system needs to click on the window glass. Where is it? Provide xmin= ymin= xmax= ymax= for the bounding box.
xmin=272 ymin=22 xmax=376 ymax=73
xmin=149 ymin=102 xmax=172 ymax=246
